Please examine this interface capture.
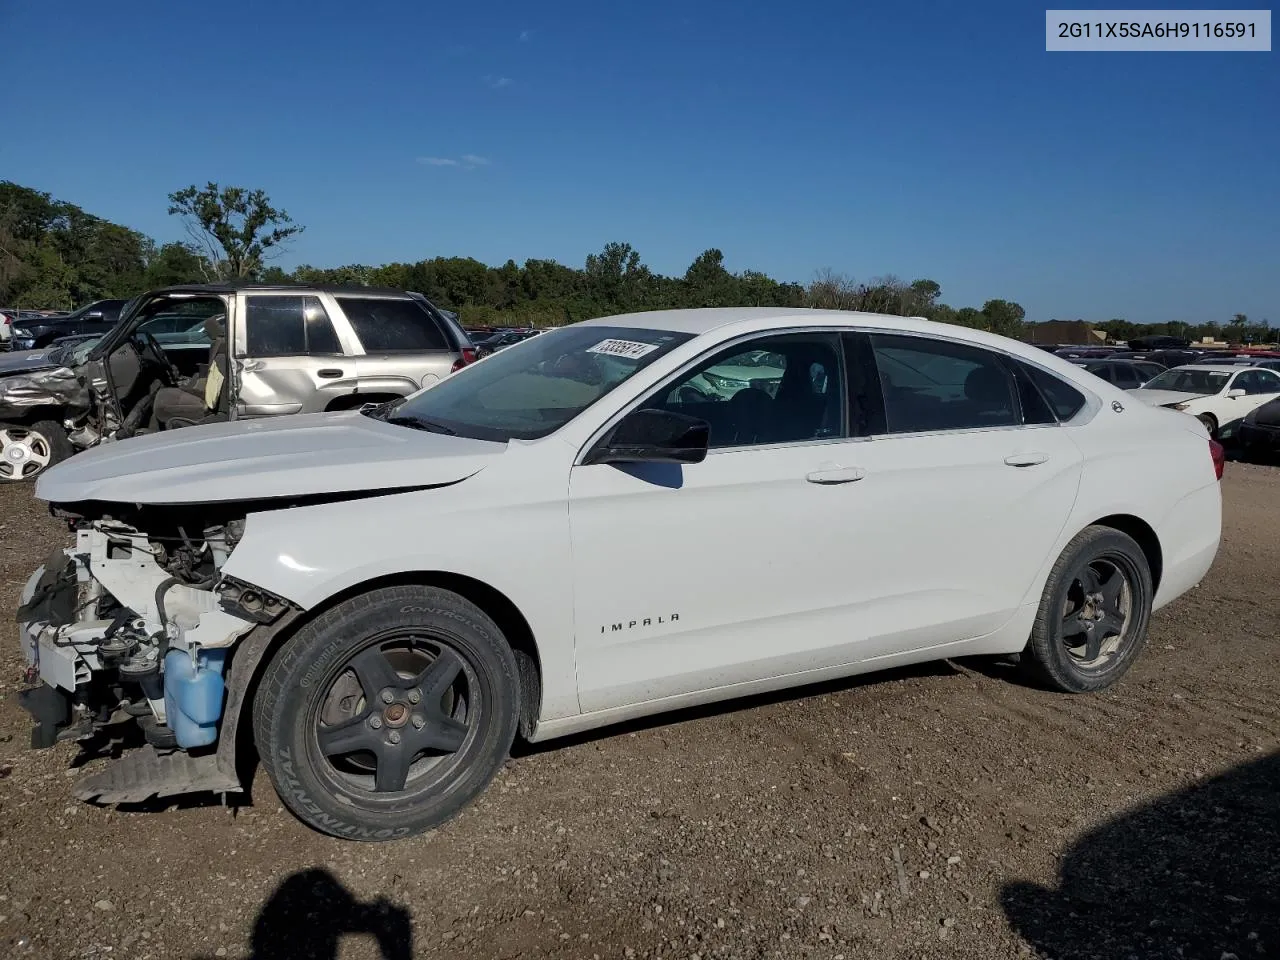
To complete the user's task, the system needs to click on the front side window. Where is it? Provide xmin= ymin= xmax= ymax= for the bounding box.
xmin=1141 ymin=368 xmax=1230 ymax=395
xmin=870 ymin=334 xmax=1018 ymax=433
xmin=245 ymin=296 xmax=341 ymax=357
xmin=371 ymin=325 xmax=693 ymax=441
xmin=647 ymin=334 xmax=844 ymax=448
xmin=337 ymin=297 xmax=448 ymax=352
xmin=1236 ymin=369 xmax=1280 ymax=395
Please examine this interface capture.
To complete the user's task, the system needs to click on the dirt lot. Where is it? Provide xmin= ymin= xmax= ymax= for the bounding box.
xmin=0 ymin=466 xmax=1277 ymax=960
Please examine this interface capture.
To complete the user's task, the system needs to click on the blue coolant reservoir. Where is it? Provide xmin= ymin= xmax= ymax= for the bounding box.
xmin=163 ymin=648 xmax=228 ymax=749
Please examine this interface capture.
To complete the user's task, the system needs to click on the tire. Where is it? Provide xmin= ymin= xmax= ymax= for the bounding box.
xmin=253 ymin=585 xmax=520 ymax=841
xmin=1197 ymin=413 xmax=1218 ymax=438
xmin=1021 ymin=525 xmax=1154 ymax=693
xmin=0 ymin=420 xmax=74 ymax=482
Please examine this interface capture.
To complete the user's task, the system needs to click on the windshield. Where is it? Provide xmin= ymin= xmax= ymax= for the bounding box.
xmin=370 ymin=325 xmax=694 ymax=441
xmin=46 ymin=335 xmax=102 ymax=367
xmin=1141 ymin=368 xmax=1230 ymax=395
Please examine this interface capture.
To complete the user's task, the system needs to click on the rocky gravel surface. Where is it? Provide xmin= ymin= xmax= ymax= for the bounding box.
xmin=0 ymin=464 xmax=1276 ymax=960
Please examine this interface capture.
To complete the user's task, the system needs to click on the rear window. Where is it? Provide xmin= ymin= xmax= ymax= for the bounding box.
xmin=336 ymin=297 xmax=448 ymax=352
xmin=1020 ymin=362 xmax=1087 ymax=421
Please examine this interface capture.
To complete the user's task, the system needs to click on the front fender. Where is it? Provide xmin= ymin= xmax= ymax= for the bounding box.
xmin=219 ymin=474 xmax=579 ymax=722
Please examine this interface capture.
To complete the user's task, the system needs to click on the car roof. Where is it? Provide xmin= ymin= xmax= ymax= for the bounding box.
xmin=145 ymin=283 xmax=414 ymax=298
xmin=1172 ymin=363 xmax=1265 ymax=372
xmin=573 ymin=306 xmax=1009 ymax=340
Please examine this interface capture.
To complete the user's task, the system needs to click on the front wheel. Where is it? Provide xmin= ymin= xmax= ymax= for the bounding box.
xmin=0 ymin=420 xmax=74 ymax=482
xmin=1021 ymin=526 xmax=1154 ymax=693
xmin=1197 ymin=413 xmax=1218 ymax=438
xmin=253 ymin=585 xmax=520 ymax=840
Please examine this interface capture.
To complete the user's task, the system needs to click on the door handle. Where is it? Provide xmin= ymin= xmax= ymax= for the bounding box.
xmin=805 ymin=466 xmax=865 ymax=484
xmin=317 ymin=368 xmax=344 ymax=379
xmin=1004 ymin=452 xmax=1049 ymax=467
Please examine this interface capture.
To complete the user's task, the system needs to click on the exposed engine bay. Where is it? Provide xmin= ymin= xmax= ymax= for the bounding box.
xmin=16 ymin=499 xmax=292 ymax=799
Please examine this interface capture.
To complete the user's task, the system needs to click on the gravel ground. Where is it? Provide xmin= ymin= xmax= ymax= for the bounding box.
xmin=0 ymin=465 xmax=1277 ymax=960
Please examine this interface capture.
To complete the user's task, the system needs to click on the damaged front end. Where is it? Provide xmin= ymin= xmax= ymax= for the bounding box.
xmin=16 ymin=501 xmax=293 ymax=803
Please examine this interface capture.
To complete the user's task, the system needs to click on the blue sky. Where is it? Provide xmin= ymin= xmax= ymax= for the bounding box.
xmin=2 ymin=0 xmax=1276 ymax=323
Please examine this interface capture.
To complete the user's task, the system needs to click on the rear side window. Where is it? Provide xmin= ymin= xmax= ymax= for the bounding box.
xmin=337 ymin=297 xmax=448 ymax=352
xmin=869 ymin=334 xmax=1018 ymax=433
xmin=245 ymin=296 xmax=342 ymax=357
xmin=1020 ymin=362 xmax=1087 ymax=421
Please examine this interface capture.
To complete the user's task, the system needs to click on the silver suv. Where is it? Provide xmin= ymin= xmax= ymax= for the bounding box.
xmin=208 ymin=284 xmax=476 ymax=416
xmin=0 ymin=284 xmax=477 ymax=481
xmin=119 ymin=283 xmax=477 ymax=421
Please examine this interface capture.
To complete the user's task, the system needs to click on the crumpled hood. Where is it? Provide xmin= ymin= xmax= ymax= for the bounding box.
xmin=36 ymin=411 xmax=507 ymax=505
xmin=1129 ymin=389 xmax=1206 ymax=407
xmin=0 ymin=364 xmax=90 ymax=419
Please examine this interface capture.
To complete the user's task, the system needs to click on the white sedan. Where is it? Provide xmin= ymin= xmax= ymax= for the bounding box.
xmin=19 ymin=308 xmax=1222 ymax=840
xmin=1129 ymin=363 xmax=1280 ymax=437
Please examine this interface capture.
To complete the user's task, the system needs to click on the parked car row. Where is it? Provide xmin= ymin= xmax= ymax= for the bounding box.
xmin=4 ymin=299 xmax=128 ymax=351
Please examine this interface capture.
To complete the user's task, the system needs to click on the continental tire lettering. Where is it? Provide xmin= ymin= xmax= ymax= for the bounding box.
xmin=276 ymin=748 xmax=409 ymax=837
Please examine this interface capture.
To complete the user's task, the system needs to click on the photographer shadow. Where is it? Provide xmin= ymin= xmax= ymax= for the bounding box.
xmin=194 ymin=868 xmax=413 ymax=960
xmin=1003 ymin=751 xmax=1280 ymax=959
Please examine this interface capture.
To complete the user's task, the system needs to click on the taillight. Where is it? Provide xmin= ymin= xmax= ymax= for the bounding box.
xmin=2 ymin=314 xmax=11 ymax=326
xmin=1209 ymin=438 xmax=1225 ymax=480
xmin=450 ymin=347 xmax=478 ymax=372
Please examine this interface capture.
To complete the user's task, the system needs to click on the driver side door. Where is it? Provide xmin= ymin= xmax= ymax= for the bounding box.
xmin=568 ymin=331 xmax=866 ymax=712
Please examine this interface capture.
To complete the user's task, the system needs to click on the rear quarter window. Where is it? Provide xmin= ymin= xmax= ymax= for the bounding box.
xmin=1020 ymin=362 xmax=1087 ymax=421
xmin=336 ymin=298 xmax=448 ymax=352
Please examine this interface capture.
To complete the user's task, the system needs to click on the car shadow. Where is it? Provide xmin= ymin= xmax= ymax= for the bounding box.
xmin=512 ymin=659 xmax=959 ymax=757
xmin=191 ymin=868 xmax=413 ymax=960
xmin=1002 ymin=751 xmax=1280 ymax=959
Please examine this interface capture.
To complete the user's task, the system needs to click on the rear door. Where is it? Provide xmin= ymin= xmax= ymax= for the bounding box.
xmin=233 ymin=293 xmax=355 ymax=417
xmin=330 ymin=295 xmax=459 ymax=396
xmin=822 ymin=332 xmax=1086 ymax=658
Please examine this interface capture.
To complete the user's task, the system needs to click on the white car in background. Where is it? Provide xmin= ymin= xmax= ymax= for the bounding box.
xmin=1129 ymin=363 xmax=1280 ymax=437
xmin=18 ymin=308 xmax=1222 ymax=841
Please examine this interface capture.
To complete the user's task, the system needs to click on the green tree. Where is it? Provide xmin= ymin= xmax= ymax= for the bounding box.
xmin=979 ymin=299 xmax=1026 ymax=337
xmin=167 ymin=182 xmax=303 ymax=280
xmin=144 ymin=242 xmax=209 ymax=287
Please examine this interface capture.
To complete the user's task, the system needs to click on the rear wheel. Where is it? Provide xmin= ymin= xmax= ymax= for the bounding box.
xmin=253 ymin=585 xmax=520 ymax=840
xmin=0 ymin=420 xmax=73 ymax=482
xmin=1021 ymin=526 xmax=1154 ymax=693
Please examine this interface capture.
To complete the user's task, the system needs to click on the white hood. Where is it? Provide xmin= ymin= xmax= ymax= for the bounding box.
xmin=36 ymin=411 xmax=506 ymax=505
xmin=1129 ymin=389 xmax=1205 ymax=407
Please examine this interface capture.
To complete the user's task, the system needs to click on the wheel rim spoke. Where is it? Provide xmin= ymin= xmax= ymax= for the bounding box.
xmin=1082 ymin=624 xmax=1103 ymax=662
xmin=373 ymin=742 xmax=415 ymax=793
xmin=1096 ymin=611 xmax=1126 ymax=640
xmin=1096 ymin=565 xmax=1125 ymax=607
xmin=1061 ymin=614 xmax=1087 ymax=639
xmin=348 ymin=646 xmax=403 ymax=702
xmin=413 ymin=648 xmax=464 ymax=703
xmin=415 ymin=715 xmax=468 ymax=753
xmin=317 ymin=714 xmax=376 ymax=758
xmin=1078 ymin=565 xmax=1101 ymax=595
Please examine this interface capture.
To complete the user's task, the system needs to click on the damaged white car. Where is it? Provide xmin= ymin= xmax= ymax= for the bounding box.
xmin=17 ymin=308 xmax=1223 ymax=841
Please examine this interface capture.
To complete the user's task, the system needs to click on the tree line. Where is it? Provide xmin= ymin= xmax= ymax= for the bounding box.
xmin=1 ymin=180 xmax=1270 ymax=343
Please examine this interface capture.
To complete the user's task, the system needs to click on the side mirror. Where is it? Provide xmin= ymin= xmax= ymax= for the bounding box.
xmin=1227 ymin=388 xmax=1247 ymax=399
xmin=85 ymin=310 xmax=104 ymax=320
xmin=584 ymin=408 xmax=710 ymax=466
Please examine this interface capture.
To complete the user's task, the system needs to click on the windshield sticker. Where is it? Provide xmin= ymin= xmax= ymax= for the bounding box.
xmin=586 ymin=338 xmax=660 ymax=360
